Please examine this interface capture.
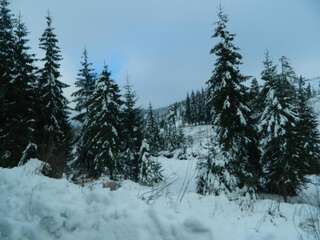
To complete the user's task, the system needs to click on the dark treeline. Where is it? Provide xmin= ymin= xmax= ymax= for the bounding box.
xmin=0 ymin=0 xmax=170 ymax=186
xmin=0 ymin=1 xmax=74 ymax=175
xmin=0 ymin=1 xmax=73 ymax=176
xmin=184 ymin=89 xmax=211 ymax=125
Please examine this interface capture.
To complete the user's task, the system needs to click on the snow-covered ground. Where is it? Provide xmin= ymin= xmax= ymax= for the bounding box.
xmin=0 ymin=126 xmax=319 ymax=240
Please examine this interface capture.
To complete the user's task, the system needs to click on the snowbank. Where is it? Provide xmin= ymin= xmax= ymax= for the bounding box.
xmin=1 ymin=126 xmax=318 ymax=239
xmin=0 ymin=157 xmax=315 ymax=240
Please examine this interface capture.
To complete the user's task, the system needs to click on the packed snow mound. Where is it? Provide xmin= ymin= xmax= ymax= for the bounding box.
xmin=0 ymin=156 xmax=317 ymax=240
xmin=18 ymin=158 xmax=45 ymax=175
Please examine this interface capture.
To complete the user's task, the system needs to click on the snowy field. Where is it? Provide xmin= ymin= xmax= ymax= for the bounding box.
xmin=1 ymin=125 xmax=320 ymax=240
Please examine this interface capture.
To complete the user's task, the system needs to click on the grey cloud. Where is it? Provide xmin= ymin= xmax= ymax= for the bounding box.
xmin=12 ymin=0 xmax=320 ymax=108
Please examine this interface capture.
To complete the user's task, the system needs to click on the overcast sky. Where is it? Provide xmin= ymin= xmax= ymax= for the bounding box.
xmin=12 ymin=0 xmax=320 ymax=108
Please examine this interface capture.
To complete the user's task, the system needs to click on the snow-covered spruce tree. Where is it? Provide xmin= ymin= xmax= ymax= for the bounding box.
xmin=36 ymin=14 xmax=72 ymax=177
xmin=145 ymin=103 xmax=162 ymax=154
xmin=72 ymin=48 xmax=96 ymax=124
xmin=11 ymin=15 xmax=39 ymax=164
xmin=259 ymin=56 xmax=303 ymax=200
xmin=120 ymin=81 xmax=144 ymax=181
xmin=247 ymin=78 xmax=262 ymax=155
xmin=138 ymin=140 xmax=163 ymax=186
xmin=71 ymin=49 xmax=96 ymax=175
xmin=258 ymin=51 xmax=276 ymax=109
xmin=197 ymin=9 xmax=260 ymax=196
xmin=81 ymin=66 xmax=123 ymax=179
xmin=0 ymin=0 xmax=16 ymax=167
xmin=0 ymin=4 xmax=38 ymax=167
xmin=295 ymin=76 xmax=320 ymax=175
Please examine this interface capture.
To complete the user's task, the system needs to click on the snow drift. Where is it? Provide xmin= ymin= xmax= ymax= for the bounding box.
xmin=0 ymin=155 xmax=316 ymax=240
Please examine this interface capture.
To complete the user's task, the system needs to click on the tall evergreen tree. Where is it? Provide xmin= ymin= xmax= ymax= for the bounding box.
xmin=72 ymin=48 xmax=96 ymax=124
xmin=121 ymin=80 xmax=144 ymax=181
xmin=0 ymin=6 xmax=37 ymax=167
xmin=197 ymin=9 xmax=260 ymax=196
xmin=259 ymin=56 xmax=302 ymax=200
xmin=295 ymin=76 xmax=320 ymax=175
xmin=248 ymin=78 xmax=261 ymax=134
xmin=80 ymin=66 xmax=123 ymax=179
xmin=71 ymin=49 xmax=96 ymax=175
xmin=36 ymin=13 xmax=72 ymax=176
xmin=0 ymin=0 xmax=16 ymax=167
xmin=10 ymin=15 xmax=38 ymax=164
xmin=145 ymin=103 xmax=162 ymax=154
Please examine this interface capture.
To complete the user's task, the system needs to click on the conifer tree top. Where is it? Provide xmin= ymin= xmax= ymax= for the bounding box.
xmin=261 ymin=51 xmax=277 ymax=83
xmin=124 ymin=78 xmax=137 ymax=111
xmin=39 ymin=13 xmax=63 ymax=84
xmin=211 ymin=8 xmax=242 ymax=69
xmin=0 ymin=0 xmax=14 ymax=51
xmin=72 ymin=48 xmax=96 ymax=123
xmin=0 ymin=0 xmax=12 ymax=22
